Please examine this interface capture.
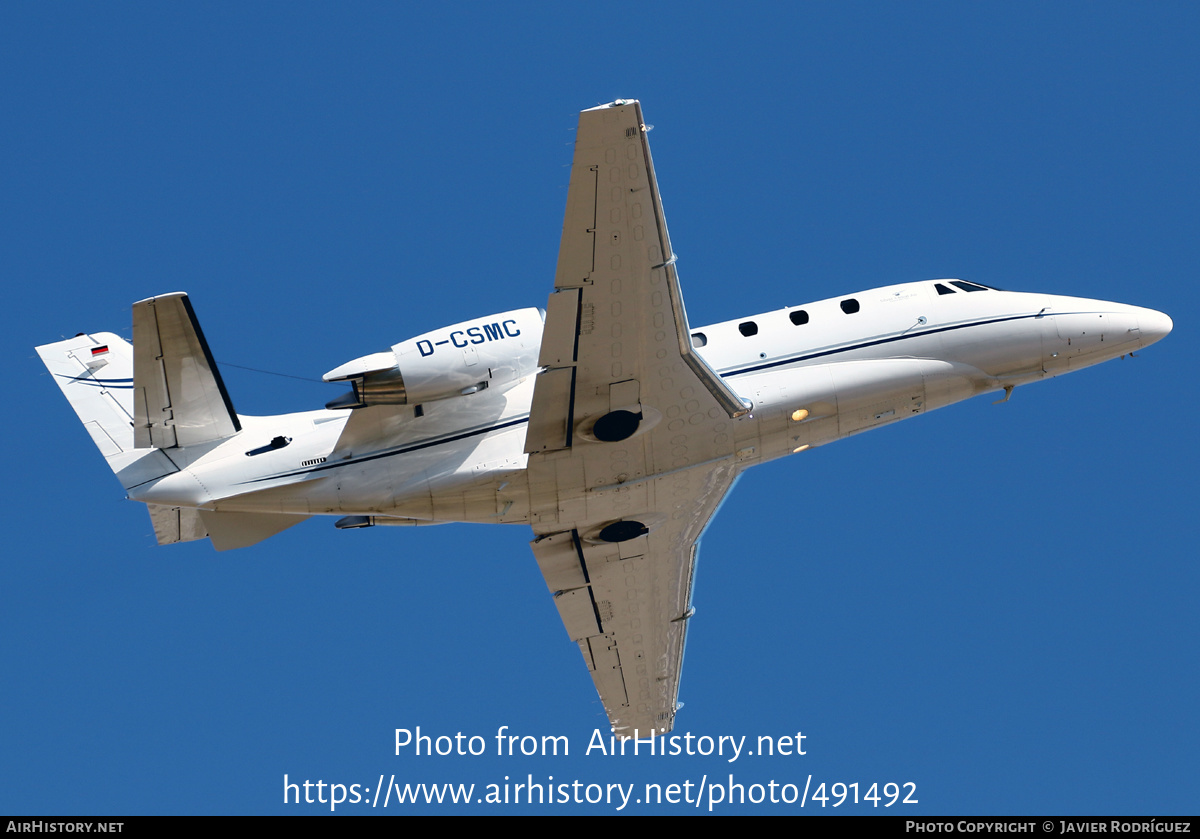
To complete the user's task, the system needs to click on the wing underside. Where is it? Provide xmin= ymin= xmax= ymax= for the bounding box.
xmin=524 ymin=100 xmax=749 ymax=734
xmin=531 ymin=461 xmax=737 ymax=735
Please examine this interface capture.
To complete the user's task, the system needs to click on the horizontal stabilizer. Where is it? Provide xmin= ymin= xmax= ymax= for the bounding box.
xmin=197 ymin=510 xmax=309 ymax=551
xmin=132 ymin=292 xmax=240 ymax=449
xmin=148 ymin=504 xmax=208 ymax=545
xmin=149 ymin=505 xmax=308 ymax=550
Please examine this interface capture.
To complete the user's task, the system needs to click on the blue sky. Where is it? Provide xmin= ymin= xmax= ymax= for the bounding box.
xmin=4 ymin=2 xmax=1196 ymax=814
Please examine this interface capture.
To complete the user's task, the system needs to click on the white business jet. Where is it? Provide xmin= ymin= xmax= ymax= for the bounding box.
xmin=38 ymin=100 xmax=1171 ymax=737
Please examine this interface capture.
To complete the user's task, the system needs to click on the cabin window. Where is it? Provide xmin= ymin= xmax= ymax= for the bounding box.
xmin=951 ymin=281 xmax=988 ymax=292
xmin=738 ymin=321 xmax=759 ymax=337
xmin=789 ymin=310 xmax=810 ymax=325
xmin=840 ymin=298 xmax=860 ymax=314
xmin=691 ymin=332 xmax=707 ymax=348
xmin=935 ymin=283 xmax=955 ymax=295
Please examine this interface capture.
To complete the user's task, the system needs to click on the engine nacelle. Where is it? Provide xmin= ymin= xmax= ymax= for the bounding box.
xmin=323 ymin=308 xmax=544 ymax=409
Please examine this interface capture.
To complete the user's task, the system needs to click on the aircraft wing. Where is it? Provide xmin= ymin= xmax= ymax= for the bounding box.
xmin=530 ymin=461 xmax=738 ymax=736
xmin=524 ymin=100 xmax=748 ymax=735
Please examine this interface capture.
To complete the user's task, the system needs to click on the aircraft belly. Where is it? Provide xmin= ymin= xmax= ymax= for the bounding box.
xmin=388 ymin=468 xmax=530 ymax=524
xmin=920 ymin=360 xmax=993 ymax=410
xmin=335 ymin=463 xmax=404 ymax=514
xmin=414 ymin=429 xmax=530 ymax=523
xmin=744 ymin=358 xmax=992 ymax=461
xmin=430 ymin=485 xmax=466 ymax=521
xmin=208 ymin=477 xmax=338 ymax=514
xmin=387 ymin=478 xmax=435 ymax=521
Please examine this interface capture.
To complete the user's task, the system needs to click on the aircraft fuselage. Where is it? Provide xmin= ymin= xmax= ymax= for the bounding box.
xmin=130 ymin=278 xmax=1171 ymax=530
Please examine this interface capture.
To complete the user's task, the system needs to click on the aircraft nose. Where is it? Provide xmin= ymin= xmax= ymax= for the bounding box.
xmin=1137 ymin=308 xmax=1173 ymax=347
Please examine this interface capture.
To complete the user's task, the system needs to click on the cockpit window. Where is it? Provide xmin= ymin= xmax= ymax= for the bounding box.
xmin=738 ymin=321 xmax=759 ymax=337
xmin=951 ymin=281 xmax=988 ymax=292
xmin=789 ymin=310 xmax=809 ymax=326
xmin=935 ymin=283 xmax=955 ymax=295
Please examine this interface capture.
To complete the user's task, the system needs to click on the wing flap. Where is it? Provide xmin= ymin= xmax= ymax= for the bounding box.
xmin=554 ymin=163 xmax=597 ymax=288
xmin=537 ymin=288 xmax=581 ymax=368
xmin=583 ymin=635 xmax=631 ymax=715
xmin=531 ymin=529 xmax=589 ymax=591
xmin=524 ymin=367 xmax=574 ymax=454
xmin=553 ymin=588 xmax=603 ymax=642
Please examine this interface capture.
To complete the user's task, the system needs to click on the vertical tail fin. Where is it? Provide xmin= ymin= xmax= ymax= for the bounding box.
xmin=37 ymin=333 xmax=178 ymax=489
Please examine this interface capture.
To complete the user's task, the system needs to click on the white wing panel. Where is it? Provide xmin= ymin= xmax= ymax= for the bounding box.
xmin=524 ymin=99 xmax=746 ymax=464
xmin=531 ymin=460 xmax=737 ymax=735
xmin=525 ymin=100 xmax=753 ymax=735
